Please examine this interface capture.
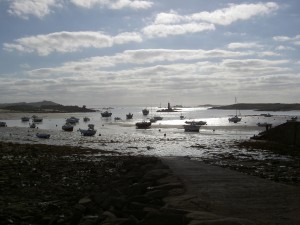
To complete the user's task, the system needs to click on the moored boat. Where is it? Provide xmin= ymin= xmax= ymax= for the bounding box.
xmin=142 ymin=108 xmax=149 ymax=116
xmin=185 ymin=120 xmax=207 ymax=125
xmin=101 ymin=111 xmax=112 ymax=117
xmin=228 ymin=115 xmax=242 ymax=123
xmin=126 ymin=113 xmax=133 ymax=119
xmin=62 ymin=123 xmax=74 ymax=131
xmin=183 ymin=122 xmax=201 ymax=132
xmin=36 ymin=133 xmax=50 ymax=139
xmin=79 ymin=128 xmax=97 ymax=136
xmin=83 ymin=117 xmax=90 ymax=122
xmin=136 ymin=121 xmax=151 ymax=129
xmin=33 ymin=117 xmax=43 ymax=123
xmin=0 ymin=122 xmax=7 ymax=127
xmin=21 ymin=116 xmax=30 ymax=122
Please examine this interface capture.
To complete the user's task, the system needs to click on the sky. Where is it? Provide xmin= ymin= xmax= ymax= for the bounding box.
xmin=0 ymin=0 xmax=300 ymax=107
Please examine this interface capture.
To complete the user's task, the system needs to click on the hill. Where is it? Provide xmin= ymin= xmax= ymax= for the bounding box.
xmin=210 ymin=103 xmax=300 ymax=111
xmin=0 ymin=101 xmax=96 ymax=113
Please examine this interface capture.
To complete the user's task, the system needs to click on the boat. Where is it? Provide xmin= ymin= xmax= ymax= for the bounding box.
xmin=114 ymin=117 xmax=121 ymax=121
xmin=153 ymin=116 xmax=163 ymax=120
xmin=62 ymin=123 xmax=74 ymax=131
xmin=261 ymin=113 xmax=272 ymax=117
xmin=257 ymin=122 xmax=272 ymax=127
xmin=180 ymin=114 xmax=185 ymax=120
xmin=142 ymin=108 xmax=149 ymax=116
xmin=83 ymin=117 xmax=90 ymax=122
xmin=228 ymin=97 xmax=242 ymax=123
xmin=126 ymin=113 xmax=133 ymax=119
xmin=36 ymin=133 xmax=50 ymax=139
xmin=101 ymin=110 xmax=112 ymax=117
xmin=149 ymin=117 xmax=157 ymax=123
xmin=136 ymin=121 xmax=151 ymax=129
xmin=79 ymin=128 xmax=97 ymax=136
xmin=228 ymin=115 xmax=242 ymax=123
xmin=29 ymin=123 xmax=36 ymax=128
xmin=0 ymin=122 xmax=7 ymax=127
xmin=33 ymin=117 xmax=43 ymax=123
xmin=21 ymin=116 xmax=30 ymax=122
xmin=183 ymin=122 xmax=201 ymax=132
xmin=185 ymin=120 xmax=207 ymax=125
xmin=79 ymin=124 xmax=96 ymax=136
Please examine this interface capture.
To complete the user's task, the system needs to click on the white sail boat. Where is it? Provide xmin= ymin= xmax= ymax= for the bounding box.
xmin=228 ymin=97 xmax=242 ymax=123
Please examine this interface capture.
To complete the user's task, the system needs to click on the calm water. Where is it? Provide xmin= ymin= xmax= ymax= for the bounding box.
xmin=1 ymin=107 xmax=299 ymax=161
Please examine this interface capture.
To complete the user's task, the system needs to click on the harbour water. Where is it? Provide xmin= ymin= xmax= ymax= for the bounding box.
xmin=0 ymin=106 xmax=299 ymax=161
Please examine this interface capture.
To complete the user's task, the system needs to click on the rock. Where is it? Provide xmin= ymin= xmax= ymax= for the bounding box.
xmin=188 ymin=217 xmax=256 ymax=225
xmin=140 ymin=211 xmax=187 ymax=225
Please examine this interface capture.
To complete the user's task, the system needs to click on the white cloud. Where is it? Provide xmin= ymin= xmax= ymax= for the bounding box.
xmin=273 ymin=34 xmax=300 ymax=46
xmin=70 ymin=0 xmax=153 ymax=10
xmin=143 ymin=22 xmax=215 ymax=38
xmin=227 ymin=42 xmax=263 ymax=49
xmin=4 ymin=31 xmax=142 ymax=56
xmin=8 ymin=0 xmax=63 ymax=19
xmin=144 ymin=2 xmax=279 ymax=38
xmin=189 ymin=2 xmax=279 ymax=26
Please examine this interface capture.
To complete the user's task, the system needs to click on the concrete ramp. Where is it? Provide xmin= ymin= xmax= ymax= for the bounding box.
xmin=163 ymin=157 xmax=300 ymax=225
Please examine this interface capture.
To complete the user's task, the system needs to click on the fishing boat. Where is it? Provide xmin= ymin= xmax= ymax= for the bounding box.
xmin=136 ymin=121 xmax=151 ymax=129
xmin=183 ymin=122 xmax=201 ymax=132
xmin=36 ymin=133 xmax=50 ymax=139
xmin=62 ymin=123 xmax=74 ymax=131
xmin=126 ymin=113 xmax=133 ymax=119
xmin=142 ymin=108 xmax=149 ymax=116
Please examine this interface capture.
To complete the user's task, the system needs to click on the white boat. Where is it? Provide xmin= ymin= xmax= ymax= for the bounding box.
xmin=228 ymin=97 xmax=242 ymax=123
xmin=183 ymin=122 xmax=201 ymax=132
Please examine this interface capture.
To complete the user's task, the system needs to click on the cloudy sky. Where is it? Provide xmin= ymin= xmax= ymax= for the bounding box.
xmin=0 ymin=0 xmax=300 ymax=106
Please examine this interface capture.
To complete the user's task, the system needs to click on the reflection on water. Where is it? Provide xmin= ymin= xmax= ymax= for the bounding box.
xmin=1 ymin=107 xmax=299 ymax=162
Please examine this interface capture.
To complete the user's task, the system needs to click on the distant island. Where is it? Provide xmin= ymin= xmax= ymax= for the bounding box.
xmin=209 ymin=103 xmax=300 ymax=111
xmin=0 ymin=101 xmax=97 ymax=113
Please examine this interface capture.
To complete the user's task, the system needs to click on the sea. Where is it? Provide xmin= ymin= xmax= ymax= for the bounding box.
xmin=1 ymin=106 xmax=299 ymax=161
